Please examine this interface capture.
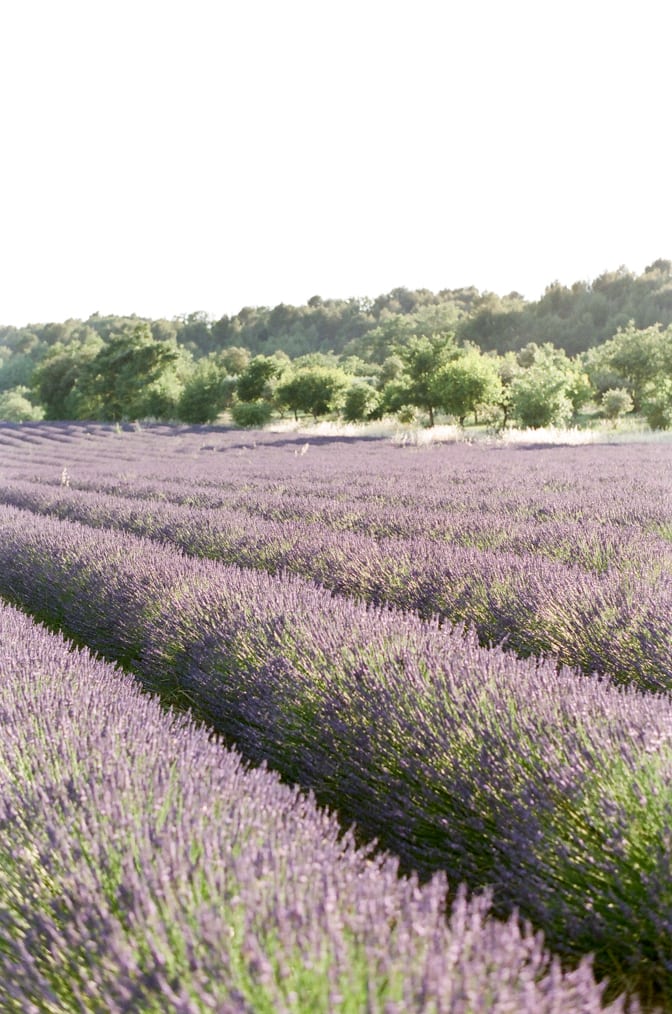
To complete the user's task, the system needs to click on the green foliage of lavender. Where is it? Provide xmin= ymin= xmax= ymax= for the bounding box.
xmin=0 ymin=602 xmax=622 ymax=1013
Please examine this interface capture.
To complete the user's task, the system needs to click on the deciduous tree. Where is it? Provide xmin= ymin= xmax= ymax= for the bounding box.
xmin=276 ymin=366 xmax=349 ymax=419
xmin=76 ymin=324 xmax=184 ymax=421
xmin=176 ymin=357 xmax=236 ymax=424
xmin=0 ymin=386 xmax=44 ymax=421
xmin=342 ymin=381 xmax=382 ymax=422
xmin=509 ymin=344 xmax=583 ymax=428
xmin=236 ymin=355 xmax=285 ymax=403
xmin=394 ymin=333 xmax=459 ymax=426
xmin=431 ymin=348 xmax=503 ymax=426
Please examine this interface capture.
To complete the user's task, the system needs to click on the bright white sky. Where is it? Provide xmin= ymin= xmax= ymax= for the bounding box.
xmin=0 ymin=0 xmax=669 ymax=327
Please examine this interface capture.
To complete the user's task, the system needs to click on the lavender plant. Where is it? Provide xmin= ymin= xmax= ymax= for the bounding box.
xmin=0 ymin=506 xmax=670 ymax=1002
xmin=0 ymin=601 xmax=623 ymax=1012
xmin=0 ymin=475 xmax=670 ymax=691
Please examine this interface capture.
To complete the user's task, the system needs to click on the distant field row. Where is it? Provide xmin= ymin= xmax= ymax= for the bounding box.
xmin=2 ymin=426 xmax=672 ymax=692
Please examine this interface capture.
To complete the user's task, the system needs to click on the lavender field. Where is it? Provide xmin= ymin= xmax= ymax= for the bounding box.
xmin=2 ymin=421 xmax=672 ymax=1011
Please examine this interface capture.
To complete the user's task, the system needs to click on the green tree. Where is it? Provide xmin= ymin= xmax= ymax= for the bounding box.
xmin=494 ymin=351 xmax=520 ymax=427
xmin=0 ymin=386 xmax=44 ymax=422
xmin=394 ymin=332 xmax=459 ymax=426
xmin=380 ymin=379 xmax=413 ymax=417
xmin=564 ymin=364 xmax=594 ymax=414
xmin=141 ymin=369 xmax=185 ymax=421
xmin=0 ymin=353 xmax=36 ymax=391
xmin=342 ymin=381 xmax=382 ymax=422
xmin=340 ymin=355 xmax=381 ymax=380
xmin=77 ymin=324 xmax=183 ymax=421
xmin=291 ymin=351 xmax=341 ymax=370
xmin=509 ymin=344 xmax=582 ymax=428
xmin=236 ymin=355 xmax=285 ymax=403
xmin=642 ymin=378 xmax=672 ymax=430
xmin=218 ymin=347 xmax=251 ymax=375
xmin=431 ymin=348 xmax=503 ymax=426
xmin=342 ymin=314 xmax=415 ymax=364
xmin=378 ymin=354 xmax=404 ymax=388
xmin=516 ymin=342 xmax=539 ymax=369
xmin=177 ymin=357 xmax=236 ymax=424
xmin=174 ymin=311 xmax=213 ymax=354
xmin=510 ymin=370 xmax=573 ymax=428
xmin=589 ymin=322 xmax=671 ymax=410
xmin=276 ymin=366 xmax=349 ymax=420
xmin=582 ymin=345 xmax=627 ymax=400
xmin=32 ymin=337 xmax=104 ymax=419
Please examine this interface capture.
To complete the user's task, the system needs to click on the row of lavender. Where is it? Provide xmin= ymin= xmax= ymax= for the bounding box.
xmin=2 ymin=476 xmax=671 ymax=692
xmin=3 ymin=602 xmax=611 ymax=1012
xmin=0 ymin=504 xmax=671 ymax=1005
xmin=4 ymin=423 xmax=672 ymax=536
xmin=12 ymin=466 xmax=672 ymax=572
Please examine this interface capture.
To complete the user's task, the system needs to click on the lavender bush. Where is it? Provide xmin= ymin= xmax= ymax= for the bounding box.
xmin=2 ymin=425 xmax=671 ymax=693
xmin=0 ymin=505 xmax=670 ymax=1002
xmin=0 ymin=601 xmax=623 ymax=1012
xmin=0 ymin=475 xmax=670 ymax=691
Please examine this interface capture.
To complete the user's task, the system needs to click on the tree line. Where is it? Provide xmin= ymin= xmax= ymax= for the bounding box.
xmin=1 ymin=259 xmax=672 ymax=429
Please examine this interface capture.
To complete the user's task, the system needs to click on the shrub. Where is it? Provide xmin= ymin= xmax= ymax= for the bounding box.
xmin=642 ymin=378 xmax=672 ymax=430
xmin=342 ymin=382 xmax=382 ymax=422
xmin=230 ymin=399 xmax=273 ymax=428
xmin=601 ymin=387 xmax=634 ymax=422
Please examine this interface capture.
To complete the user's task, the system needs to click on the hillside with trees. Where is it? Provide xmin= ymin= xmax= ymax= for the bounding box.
xmin=1 ymin=259 xmax=672 ymax=429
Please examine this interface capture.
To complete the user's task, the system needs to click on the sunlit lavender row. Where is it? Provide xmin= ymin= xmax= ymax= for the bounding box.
xmin=2 ymin=473 xmax=671 ymax=691
xmin=0 ymin=505 xmax=671 ymax=1004
xmin=19 ymin=468 xmax=672 ymax=569
xmin=2 ymin=599 xmax=619 ymax=1013
xmin=3 ymin=426 xmax=671 ymax=621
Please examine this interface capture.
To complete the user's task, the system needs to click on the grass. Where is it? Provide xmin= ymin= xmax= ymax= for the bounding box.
xmin=266 ymin=412 xmax=672 ymax=446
